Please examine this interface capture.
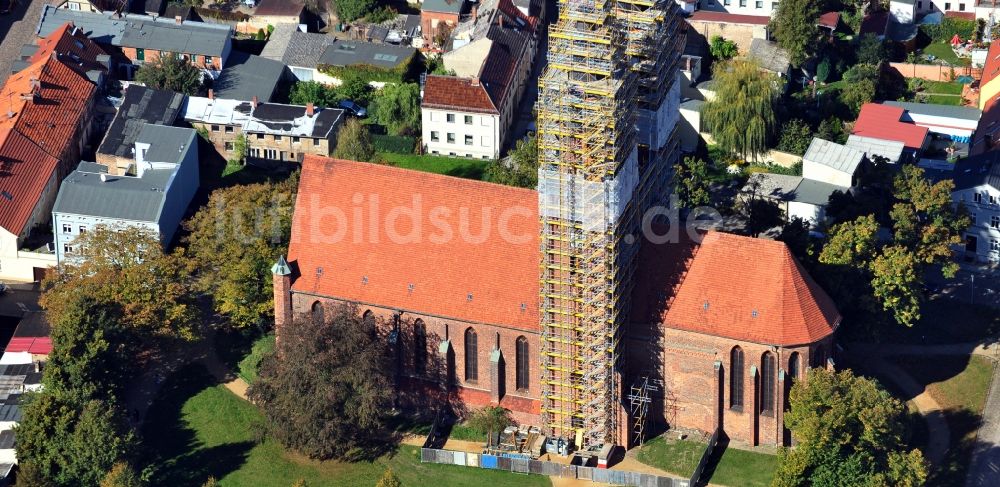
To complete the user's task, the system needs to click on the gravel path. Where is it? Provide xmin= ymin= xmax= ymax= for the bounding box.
xmin=0 ymin=0 xmax=53 ymax=86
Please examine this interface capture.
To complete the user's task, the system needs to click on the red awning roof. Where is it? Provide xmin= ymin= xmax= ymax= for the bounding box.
xmin=5 ymin=337 xmax=53 ymax=355
xmin=852 ymin=103 xmax=929 ymax=150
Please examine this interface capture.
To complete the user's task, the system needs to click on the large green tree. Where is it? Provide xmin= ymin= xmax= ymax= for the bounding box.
xmin=334 ymin=0 xmax=375 ymax=22
xmin=774 ymin=368 xmax=927 ymax=487
xmin=672 ymin=156 xmax=711 ymax=208
xmin=702 ymin=60 xmax=778 ymax=162
xmin=486 ymin=134 xmax=538 ymax=188
xmin=777 ymin=119 xmax=814 ymax=155
xmin=183 ymin=178 xmax=297 ymax=329
xmin=134 ymin=53 xmax=202 ymax=95
xmin=370 ymin=83 xmax=421 ymax=135
xmin=333 ymin=118 xmax=378 ymax=162
xmin=771 ymin=0 xmax=822 ymax=66
xmin=290 ymin=81 xmax=338 ymax=108
xmin=709 ymin=36 xmax=738 ymax=61
xmin=247 ymin=304 xmax=395 ymax=460
xmin=14 ymin=395 xmax=138 ymax=487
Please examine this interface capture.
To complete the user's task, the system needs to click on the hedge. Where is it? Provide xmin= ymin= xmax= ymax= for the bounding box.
xmin=317 ymin=52 xmax=418 ymax=84
xmin=920 ymin=17 xmax=977 ymax=44
xmin=373 ymin=134 xmax=416 ymax=154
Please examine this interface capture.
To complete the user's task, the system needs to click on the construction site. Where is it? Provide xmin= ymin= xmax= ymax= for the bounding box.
xmin=536 ymin=0 xmax=685 ymax=452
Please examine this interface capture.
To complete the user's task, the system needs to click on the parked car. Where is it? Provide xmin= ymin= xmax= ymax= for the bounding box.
xmin=339 ymin=100 xmax=367 ymax=117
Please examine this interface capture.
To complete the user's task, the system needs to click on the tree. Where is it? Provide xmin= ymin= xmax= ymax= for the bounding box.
xmin=247 ymin=304 xmax=395 ymax=460
xmin=333 ymin=118 xmax=378 ymax=162
xmin=672 ymin=156 xmax=711 ymax=208
xmin=702 ymin=60 xmax=778 ymax=162
xmin=183 ymin=178 xmax=296 ymax=329
xmin=816 ymin=117 xmax=845 ymax=144
xmin=14 ymin=463 xmax=56 ymax=487
xmin=15 ymin=395 xmax=138 ymax=487
xmin=739 ymin=176 xmax=785 ymax=237
xmin=857 ymin=34 xmax=888 ymax=65
xmin=290 ymin=81 xmax=337 ymax=108
xmin=815 ymin=58 xmax=831 ymax=83
xmin=370 ymin=83 xmax=421 ymax=135
xmin=100 ymin=462 xmax=143 ymax=487
xmin=336 ymin=74 xmax=371 ymax=104
xmin=774 ymin=368 xmax=927 ymax=487
xmin=771 ymin=0 xmax=822 ymax=66
xmin=870 ymin=245 xmax=922 ymax=326
xmin=334 ymin=0 xmax=375 ymax=22
xmin=40 ymin=226 xmax=199 ymax=340
xmin=709 ymin=36 xmax=738 ymax=61
xmin=466 ymin=406 xmax=515 ymax=436
xmin=201 ymin=478 xmax=219 ymax=487
xmin=841 ymin=77 xmax=876 ymax=115
xmin=230 ymin=133 xmax=248 ymax=165
xmin=776 ymin=119 xmax=813 ymax=155
xmin=777 ymin=217 xmax=815 ymax=267
xmin=376 ymin=469 xmax=402 ymax=487
xmin=890 ymin=165 xmax=969 ymax=278
xmin=134 ymin=53 xmax=202 ymax=95
xmin=486 ymin=134 xmax=538 ymax=188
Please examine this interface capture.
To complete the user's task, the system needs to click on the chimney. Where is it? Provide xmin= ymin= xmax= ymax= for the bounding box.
xmin=208 ymin=88 xmax=214 ymax=100
xmin=175 ymin=16 xmax=183 ymax=24
xmin=252 ymin=95 xmax=258 ymax=108
xmin=470 ymin=76 xmax=480 ymax=86
xmin=305 ymin=102 xmax=315 ymax=117
xmin=33 ymin=361 xmax=40 ymax=373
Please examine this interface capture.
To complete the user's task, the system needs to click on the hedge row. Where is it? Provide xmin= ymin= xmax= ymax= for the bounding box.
xmin=373 ymin=134 xmax=416 ymax=154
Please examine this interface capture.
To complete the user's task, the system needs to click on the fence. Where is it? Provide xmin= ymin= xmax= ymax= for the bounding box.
xmin=689 ymin=428 xmax=720 ymax=487
xmin=887 ymin=62 xmax=982 ymax=82
xmin=420 ymin=447 xmax=689 ymax=487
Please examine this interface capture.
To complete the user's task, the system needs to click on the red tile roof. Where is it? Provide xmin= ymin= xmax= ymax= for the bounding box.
xmin=5 ymin=337 xmax=53 ymax=355
xmin=0 ymin=128 xmax=60 ymax=237
xmin=688 ymin=11 xmax=771 ymax=26
xmin=945 ymin=11 xmax=976 ymax=21
xmin=982 ymin=39 xmax=1000 ymax=88
xmin=0 ymin=55 xmax=96 ymax=165
xmin=422 ymin=75 xmax=498 ymax=113
xmin=852 ymin=103 xmax=928 ymax=150
xmin=818 ymin=11 xmax=840 ymax=29
xmin=288 ymin=155 xmax=540 ymax=331
xmin=662 ymin=232 xmax=840 ymax=346
xmin=30 ymin=22 xmax=110 ymax=80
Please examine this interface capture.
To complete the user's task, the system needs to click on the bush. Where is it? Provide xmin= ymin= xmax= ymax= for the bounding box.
xmin=367 ymin=6 xmax=397 ymax=24
xmin=920 ymin=17 xmax=977 ymax=43
xmin=776 ymin=119 xmax=813 ymax=155
xmin=238 ymin=334 xmax=275 ymax=384
xmin=465 ymin=406 xmax=514 ymax=436
xmin=372 ymin=134 xmax=416 ymax=154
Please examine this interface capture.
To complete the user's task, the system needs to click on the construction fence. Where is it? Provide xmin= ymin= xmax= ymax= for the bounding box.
xmin=420 ymin=448 xmax=689 ymax=487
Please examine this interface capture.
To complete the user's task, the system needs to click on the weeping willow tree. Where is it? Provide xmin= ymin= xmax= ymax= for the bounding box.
xmin=702 ymin=60 xmax=779 ymax=163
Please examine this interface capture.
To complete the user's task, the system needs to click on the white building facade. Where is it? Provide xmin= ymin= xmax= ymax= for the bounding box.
xmin=422 ymin=105 xmax=502 ymax=159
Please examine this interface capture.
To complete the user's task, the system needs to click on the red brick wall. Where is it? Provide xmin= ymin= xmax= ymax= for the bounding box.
xmin=123 ymin=47 xmax=219 ymax=70
xmin=289 ymin=291 xmax=542 ymax=426
xmin=421 ymin=12 xmax=460 ymax=43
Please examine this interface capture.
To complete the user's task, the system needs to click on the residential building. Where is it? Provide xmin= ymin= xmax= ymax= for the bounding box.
xmin=845 ymin=134 xmax=906 ymax=164
xmin=685 ymin=11 xmax=770 ymax=56
xmin=276 ymin=156 xmax=840 ymax=448
xmin=981 ymin=41 xmax=1000 ymax=111
xmin=37 ymin=5 xmax=233 ymax=78
xmin=747 ymin=39 xmax=791 ymax=78
xmin=213 ymin=50 xmax=288 ymax=102
xmin=421 ymin=0 xmax=467 ymax=49
xmin=183 ymin=95 xmax=345 ymax=165
xmin=883 ymin=101 xmax=981 ymax=141
xmin=260 ymin=25 xmax=416 ymax=87
xmin=422 ymin=0 xmax=538 ymax=159
xmin=890 ymin=0 xmax=918 ymax=23
xmin=692 ymin=0 xmax=778 ymax=18
xmin=852 ymin=103 xmax=930 ymax=156
xmin=96 ymin=84 xmax=185 ymax=175
xmin=0 ymin=311 xmax=49 ymax=483
xmin=57 ymin=0 xmax=120 ymax=13
xmin=52 ymin=124 xmax=200 ymax=262
xmin=14 ymin=21 xmax=114 ymax=85
xmin=250 ymin=0 xmax=306 ymax=28
xmin=952 ymin=151 xmax=1000 ymax=263
xmin=803 ymin=138 xmax=867 ymax=188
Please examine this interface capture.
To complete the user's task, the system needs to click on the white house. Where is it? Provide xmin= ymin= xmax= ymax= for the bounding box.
xmin=0 ymin=132 xmax=61 ymax=283
xmin=883 ymin=101 xmax=981 ymax=141
xmin=952 ymin=151 xmax=1000 ymax=263
xmin=803 ymin=137 xmax=866 ymax=188
xmin=52 ymin=124 xmax=200 ymax=263
xmin=694 ymin=0 xmax=779 ymax=18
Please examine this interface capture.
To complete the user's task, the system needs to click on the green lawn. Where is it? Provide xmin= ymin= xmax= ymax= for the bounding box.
xmin=893 ymin=355 xmax=994 ymax=486
xmin=908 ymin=79 xmax=966 ymax=106
xmin=381 ymin=153 xmax=491 ymax=181
xmin=636 ymin=435 xmax=777 ymax=487
xmin=922 ymin=43 xmax=964 ymax=66
xmin=142 ymin=365 xmax=550 ymax=487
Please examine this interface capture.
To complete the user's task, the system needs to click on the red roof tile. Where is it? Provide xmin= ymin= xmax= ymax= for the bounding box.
xmin=945 ymin=11 xmax=976 ymax=21
xmin=818 ymin=11 xmax=840 ymax=29
xmin=852 ymin=103 xmax=928 ymax=150
xmin=688 ymin=11 xmax=771 ymax=25
xmin=422 ymin=75 xmax=498 ymax=113
xmin=30 ymin=22 xmax=110 ymax=80
xmin=0 ymin=128 xmax=60 ymax=237
xmin=662 ymin=232 xmax=840 ymax=346
xmin=0 ymin=56 xmax=96 ymax=165
xmin=982 ymin=40 xmax=1000 ymax=88
xmin=288 ymin=155 xmax=540 ymax=331
xmin=5 ymin=337 xmax=53 ymax=355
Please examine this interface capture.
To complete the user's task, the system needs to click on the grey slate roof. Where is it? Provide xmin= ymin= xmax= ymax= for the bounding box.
xmin=883 ymin=100 xmax=982 ymax=122
xmin=953 ymin=151 xmax=1000 ymax=191
xmin=318 ymin=38 xmax=416 ymax=69
xmin=845 ymin=135 xmax=905 ymax=164
xmin=98 ymin=84 xmax=185 ymax=159
xmin=261 ymin=29 xmax=334 ymax=67
xmin=214 ymin=51 xmax=287 ymax=102
xmin=55 ymin=125 xmax=196 ymax=222
xmin=793 ymin=179 xmax=849 ymax=205
xmin=423 ymin=0 xmax=466 ymax=14
xmin=748 ymin=39 xmax=790 ymax=75
xmin=804 ymin=138 xmax=866 ymax=175
xmin=36 ymin=5 xmax=231 ymax=57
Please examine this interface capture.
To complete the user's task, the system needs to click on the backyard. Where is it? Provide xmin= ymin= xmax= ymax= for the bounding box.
xmin=141 ymin=365 xmax=551 ymax=487
xmin=380 ymin=152 xmax=491 ymax=180
xmin=907 ymin=79 xmax=966 ymax=106
xmin=635 ymin=435 xmax=778 ymax=487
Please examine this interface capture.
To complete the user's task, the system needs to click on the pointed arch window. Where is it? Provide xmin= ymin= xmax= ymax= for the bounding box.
xmin=311 ymin=301 xmax=324 ymax=324
xmin=761 ymin=352 xmax=776 ymax=414
xmin=464 ymin=328 xmax=478 ymax=382
xmin=788 ymin=352 xmax=800 ymax=381
xmin=515 ymin=336 xmax=529 ymax=391
xmin=730 ymin=346 xmax=744 ymax=409
xmin=414 ymin=320 xmax=427 ymax=375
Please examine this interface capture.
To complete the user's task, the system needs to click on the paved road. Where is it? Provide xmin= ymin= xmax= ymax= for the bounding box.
xmin=0 ymin=0 xmax=52 ymax=86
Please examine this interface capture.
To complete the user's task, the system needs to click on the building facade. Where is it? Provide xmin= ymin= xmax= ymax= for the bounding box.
xmin=953 ymin=152 xmax=1000 ymax=263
